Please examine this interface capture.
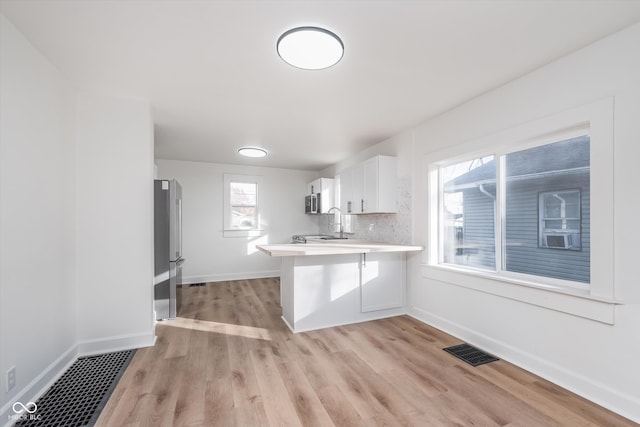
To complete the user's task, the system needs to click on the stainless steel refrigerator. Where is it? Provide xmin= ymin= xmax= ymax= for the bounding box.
xmin=154 ymin=179 xmax=184 ymax=320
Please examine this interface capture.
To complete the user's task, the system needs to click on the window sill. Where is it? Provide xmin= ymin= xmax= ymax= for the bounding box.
xmin=223 ymin=229 xmax=264 ymax=238
xmin=420 ymin=264 xmax=620 ymax=324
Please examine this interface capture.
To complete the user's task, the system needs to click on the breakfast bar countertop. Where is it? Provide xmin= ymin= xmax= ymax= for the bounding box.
xmin=256 ymin=239 xmax=423 ymax=257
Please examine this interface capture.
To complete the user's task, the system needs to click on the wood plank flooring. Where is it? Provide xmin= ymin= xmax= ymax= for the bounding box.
xmin=96 ymin=278 xmax=636 ymax=426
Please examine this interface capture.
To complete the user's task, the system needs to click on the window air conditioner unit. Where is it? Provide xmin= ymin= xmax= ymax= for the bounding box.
xmin=545 ymin=234 xmax=571 ymax=249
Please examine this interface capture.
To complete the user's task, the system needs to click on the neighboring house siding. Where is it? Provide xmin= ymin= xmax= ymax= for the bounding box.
xmin=458 ymin=174 xmax=590 ymax=283
xmin=504 ymin=174 xmax=590 ymax=283
xmin=462 ymin=187 xmax=496 ymax=269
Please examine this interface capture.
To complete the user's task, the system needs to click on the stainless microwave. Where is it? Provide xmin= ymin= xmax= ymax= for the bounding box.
xmin=305 ymin=193 xmax=320 ymax=214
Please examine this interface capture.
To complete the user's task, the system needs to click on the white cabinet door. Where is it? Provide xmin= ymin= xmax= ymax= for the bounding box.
xmin=340 ymin=163 xmax=364 ymax=214
xmin=318 ymin=177 xmax=335 ymax=213
xmin=363 ymin=155 xmax=397 ymax=213
xmin=360 ymin=252 xmax=405 ymax=312
xmin=352 ymin=162 xmax=364 ymax=213
xmin=339 ymin=168 xmax=352 ymax=213
xmin=363 ymin=156 xmax=379 ymax=213
xmin=308 ymin=178 xmax=320 ymax=195
xmin=340 ymin=155 xmax=397 ymax=215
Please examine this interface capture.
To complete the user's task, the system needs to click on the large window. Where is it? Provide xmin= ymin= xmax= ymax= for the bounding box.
xmin=425 ymin=99 xmax=615 ymax=322
xmin=223 ymin=174 xmax=263 ymax=237
xmin=438 ymin=135 xmax=590 ymax=285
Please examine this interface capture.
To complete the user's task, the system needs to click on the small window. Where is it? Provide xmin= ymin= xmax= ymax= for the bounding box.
xmin=223 ymin=174 xmax=263 ymax=237
xmin=539 ymin=190 xmax=582 ymax=250
xmin=230 ymin=182 xmax=258 ymax=229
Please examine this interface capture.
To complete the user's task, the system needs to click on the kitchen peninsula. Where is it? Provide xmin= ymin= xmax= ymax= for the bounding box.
xmin=257 ymin=240 xmax=422 ymax=332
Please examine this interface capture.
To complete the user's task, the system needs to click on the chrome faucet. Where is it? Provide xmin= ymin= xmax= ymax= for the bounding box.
xmin=327 ymin=207 xmax=344 ymax=239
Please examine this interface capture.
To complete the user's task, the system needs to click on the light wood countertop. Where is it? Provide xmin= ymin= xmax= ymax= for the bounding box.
xmin=256 ymin=239 xmax=423 ymax=257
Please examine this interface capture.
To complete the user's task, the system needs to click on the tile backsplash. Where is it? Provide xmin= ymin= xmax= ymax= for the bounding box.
xmin=319 ymin=176 xmax=412 ymax=244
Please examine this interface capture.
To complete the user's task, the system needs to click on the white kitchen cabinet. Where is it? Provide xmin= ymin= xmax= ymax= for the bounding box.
xmin=363 ymin=155 xmax=397 ymax=213
xmin=339 ymin=162 xmax=363 ymax=214
xmin=281 ymin=253 xmax=361 ymax=332
xmin=307 ymin=177 xmax=335 ymax=214
xmin=360 ymin=251 xmax=405 ymax=312
xmin=339 ymin=155 xmax=397 ymax=214
xmin=279 ymin=251 xmax=407 ymax=332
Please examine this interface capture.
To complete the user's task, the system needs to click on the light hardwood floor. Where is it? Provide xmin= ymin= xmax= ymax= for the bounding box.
xmin=96 ymin=278 xmax=636 ymax=426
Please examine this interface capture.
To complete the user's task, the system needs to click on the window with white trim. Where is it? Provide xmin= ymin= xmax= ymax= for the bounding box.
xmin=436 ymin=134 xmax=591 ymax=286
xmin=425 ymin=98 xmax=616 ymax=323
xmin=223 ymin=174 xmax=263 ymax=237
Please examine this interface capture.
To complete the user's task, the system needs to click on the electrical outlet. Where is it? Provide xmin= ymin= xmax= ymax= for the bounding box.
xmin=6 ymin=366 xmax=16 ymax=392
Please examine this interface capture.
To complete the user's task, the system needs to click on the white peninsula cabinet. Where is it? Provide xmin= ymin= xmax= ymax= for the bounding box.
xmin=340 ymin=155 xmax=397 ymax=214
xmin=361 ymin=251 xmax=405 ymax=312
xmin=257 ymin=241 xmax=422 ymax=332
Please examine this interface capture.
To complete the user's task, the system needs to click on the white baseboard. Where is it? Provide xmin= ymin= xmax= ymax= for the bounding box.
xmin=284 ymin=310 xmax=406 ymax=334
xmin=407 ymin=306 xmax=640 ymax=424
xmin=1 ymin=345 xmax=77 ymax=427
xmin=76 ymin=330 xmax=156 ymax=356
xmin=1 ymin=331 xmax=155 ymax=427
xmin=182 ymin=271 xmax=279 ymax=284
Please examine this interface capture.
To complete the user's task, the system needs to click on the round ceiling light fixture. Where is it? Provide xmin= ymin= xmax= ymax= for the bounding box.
xmin=238 ymin=147 xmax=268 ymax=158
xmin=277 ymin=26 xmax=344 ymax=70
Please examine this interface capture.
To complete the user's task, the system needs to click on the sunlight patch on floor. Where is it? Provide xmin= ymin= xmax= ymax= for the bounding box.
xmin=162 ymin=317 xmax=272 ymax=341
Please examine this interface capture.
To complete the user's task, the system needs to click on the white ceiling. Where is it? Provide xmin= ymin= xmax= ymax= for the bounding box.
xmin=2 ymin=1 xmax=640 ymax=171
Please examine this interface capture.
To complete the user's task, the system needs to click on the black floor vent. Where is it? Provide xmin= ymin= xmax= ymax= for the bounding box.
xmin=443 ymin=343 xmax=499 ymax=367
xmin=14 ymin=349 xmax=135 ymax=427
xmin=189 ymin=282 xmax=206 ymax=287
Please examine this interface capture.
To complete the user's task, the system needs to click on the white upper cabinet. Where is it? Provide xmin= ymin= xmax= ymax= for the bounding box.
xmin=340 ymin=155 xmax=397 ymax=214
xmin=308 ymin=177 xmax=335 ymax=214
xmin=363 ymin=155 xmax=397 ymax=213
xmin=339 ymin=162 xmax=363 ymax=214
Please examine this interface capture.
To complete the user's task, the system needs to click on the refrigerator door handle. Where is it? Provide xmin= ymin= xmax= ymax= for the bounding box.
xmin=176 ymin=198 xmax=182 ymax=259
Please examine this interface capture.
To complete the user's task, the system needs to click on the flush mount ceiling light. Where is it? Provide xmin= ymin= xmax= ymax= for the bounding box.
xmin=238 ymin=147 xmax=268 ymax=158
xmin=277 ymin=26 xmax=344 ymax=70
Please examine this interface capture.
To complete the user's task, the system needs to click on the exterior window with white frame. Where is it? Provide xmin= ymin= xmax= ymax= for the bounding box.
xmin=223 ymin=174 xmax=263 ymax=237
xmin=438 ymin=134 xmax=590 ymax=284
xmin=425 ymin=99 xmax=615 ymax=321
xmin=230 ymin=182 xmax=258 ymax=228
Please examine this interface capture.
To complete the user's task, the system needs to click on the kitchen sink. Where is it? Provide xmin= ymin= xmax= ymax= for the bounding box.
xmin=292 ymin=234 xmax=349 ymax=243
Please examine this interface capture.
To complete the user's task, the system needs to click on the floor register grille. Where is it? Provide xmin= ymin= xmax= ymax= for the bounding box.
xmin=443 ymin=343 xmax=499 ymax=367
xmin=13 ymin=350 xmax=135 ymax=427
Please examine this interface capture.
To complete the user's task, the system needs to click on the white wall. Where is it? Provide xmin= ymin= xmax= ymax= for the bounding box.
xmin=1 ymin=15 xmax=156 ymax=422
xmin=0 ymin=14 xmax=76 ymax=412
xmin=76 ymin=93 xmax=155 ymax=346
xmin=156 ymin=159 xmax=319 ymax=283
xmin=407 ymin=23 xmax=640 ymax=421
